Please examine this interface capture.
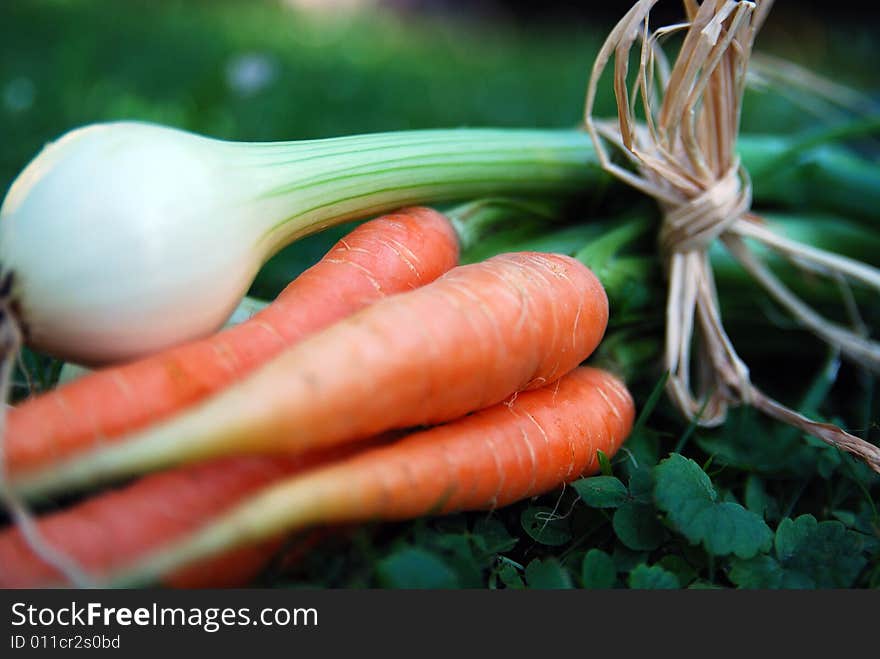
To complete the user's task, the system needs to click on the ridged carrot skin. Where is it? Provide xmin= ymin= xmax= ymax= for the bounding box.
xmin=13 ymin=251 xmax=609 ymax=497
xmin=6 ymin=207 xmax=459 ymax=477
xmin=112 ymin=366 xmax=635 ymax=586
xmin=0 ymin=444 xmax=384 ymax=589
xmin=0 ymin=366 xmax=633 ymax=588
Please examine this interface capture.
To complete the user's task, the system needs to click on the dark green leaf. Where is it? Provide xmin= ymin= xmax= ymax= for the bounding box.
xmin=525 ymin=558 xmax=573 ymax=589
xmin=376 ymin=548 xmax=460 ymax=589
xmin=809 ymin=433 xmax=842 ymax=479
xmin=520 ymin=507 xmax=572 ymax=546
xmin=774 ymin=515 xmax=816 ymax=562
xmin=728 ymin=555 xmax=814 ymax=589
xmin=719 ymin=489 xmax=740 ymax=504
xmin=744 ymin=474 xmax=779 ymax=521
xmin=597 ymin=450 xmax=614 ymax=476
xmin=613 ymin=502 xmax=665 ymax=551
xmin=581 ymin=549 xmax=617 ymax=589
xmin=851 ymin=500 xmax=880 ymax=538
xmin=870 ymin=565 xmax=880 ymax=590
xmin=775 ymin=515 xmax=867 ymax=588
xmin=427 ymin=533 xmax=483 ymax=588
xmin=573 ymin=476 xmax=629 ymax=508
xmin=680 ymin=543 xmax=709 ymax=571
xmin=729 ymin=555 xmax=786 ymax=589
xmin=730 ymin=515 xmax=868 ymax=589
xmin=471 ymin=518 xmax=518 ymax=555
xmin=700 ymin=502 xmax=774 ymax=558
xmin=654 ymin=454 xmax=772 ymax=558
xmin=628 ymin=564 xmax=679 ymax=589
xmin=497 ymin=562 xmax=525 ymax=590
xmin=654 ymin=454 xmax=716 ymax=505
xmin=612 ymin=545 xmax=649 ymax=573
xmin=831 ymin=510 xmax=857 ymax=528
xmin=657 ymin=555 xmax=697 ymax=587
xmin=695 ymin=409 xmax=823 ymax=477
xmin=627 ymin=467 xmax=655 ymax=504
xmin=619 ymin=431 xmax=661 ymax=481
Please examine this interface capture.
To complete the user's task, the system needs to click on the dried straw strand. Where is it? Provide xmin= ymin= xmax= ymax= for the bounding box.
xmin=584 ymin=0 xmax=880 ymax=472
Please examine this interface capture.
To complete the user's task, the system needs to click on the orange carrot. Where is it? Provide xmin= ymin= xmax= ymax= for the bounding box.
xmin=0 ymin=443 xmax=387 ymax=589
xmin=7 ymin=207 xmax=459 ymax=477
xmin=119 ymin=366 xmax=635 ymax=585
xmin=0 ymin=366 xmax=634 ymax=587
xmin=13 ymin=251 xmax=609 ymax=497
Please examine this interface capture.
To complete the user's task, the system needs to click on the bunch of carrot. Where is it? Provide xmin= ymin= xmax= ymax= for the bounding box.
xmin=0 ymin=207 xmax=634 ymax=588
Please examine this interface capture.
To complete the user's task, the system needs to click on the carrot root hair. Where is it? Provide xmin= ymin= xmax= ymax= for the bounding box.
xmin=0 ymin=208 xmax=460 ymax=586
xmin=5 ymin=207 xmax=459 ymax=478
xmin=104 ymin=366 xmax=634 ymax=587
xmin=12 ymin=251 xmax=609 ymax=499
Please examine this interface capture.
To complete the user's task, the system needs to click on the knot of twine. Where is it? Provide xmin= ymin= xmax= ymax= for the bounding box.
xmin=658 ymin=163 xmax=750 ymax=254
xmin=584 ymin=0 xmax=880 ymax=472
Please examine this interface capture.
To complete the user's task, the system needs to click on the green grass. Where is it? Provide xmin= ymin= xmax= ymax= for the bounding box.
xmin=2 ymin=0 xmax=879 ymax=589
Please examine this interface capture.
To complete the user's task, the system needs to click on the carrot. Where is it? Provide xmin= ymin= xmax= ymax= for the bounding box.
xmin=0 ymin=366 xmax=634 ymax=588
xmin=0 ymin=443 xmax=388 ymax=588
xmin=164 ymin=539 xmax=287 ymax=588
xmin=120 ymin=366 xmax=635 ymax=585
xmin=6 ymin=207 xmax=459 ymax=477
xmin=13 ymin=251 xmax=609 ymax=497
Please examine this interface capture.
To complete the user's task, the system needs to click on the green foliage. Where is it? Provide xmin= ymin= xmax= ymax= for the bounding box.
xmin=572 ymin=476 xmax=629 ymax=508
xmin=729 ymin=515 xmax=869 ymax=589
xmin=596 ymin=450 xmax=614 ymax=477
xmin=525 ymin=558 xmax=574 ymax=589
xmin=520 ymin=507 xmax=572 ymax=546
xmin=654 ymin=455 xmax=773 ymax=558
xmin=376 ymin=548 xmax=460 ymax=589
xmin=581 ymin=550 xmax=617 ymax=589
xmin=656 ymin=555 xmax=697 ymax=587
xmin=744 ymin=475 xmax=779 ymax=522
xmin=613 ymin=503 xmax=666 ymax=551
xmin=628 ymin=564 xmax=679 ymax=590
xmin=494 ymin=562 xmax=525 ymax=590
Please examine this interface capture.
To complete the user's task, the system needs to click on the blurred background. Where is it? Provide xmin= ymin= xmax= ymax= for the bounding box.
xmin=1 ymin=1 xmax=877 ymax=155
xmin=1 ymin=0 xmax=877 ymax=295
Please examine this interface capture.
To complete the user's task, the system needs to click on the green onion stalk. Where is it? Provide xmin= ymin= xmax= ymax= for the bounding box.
xmin=0 ymin=121 xmax=878 ymax=368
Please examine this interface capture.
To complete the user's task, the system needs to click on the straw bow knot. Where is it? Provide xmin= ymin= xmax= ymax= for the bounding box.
xmin=658 ymin=162 xmax=750 ymax=253
xmin=584 ymin=0 xmax=880 ymax=472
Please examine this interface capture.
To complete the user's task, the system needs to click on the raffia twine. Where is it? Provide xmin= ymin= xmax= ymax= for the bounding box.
xmin=584 ymin=0 xmax=880 ymax=472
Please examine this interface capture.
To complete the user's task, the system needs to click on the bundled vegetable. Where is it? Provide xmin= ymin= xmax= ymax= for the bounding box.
xmin=2 ymin=201 xmax=616 ymax=588
xmin=0 ymin=125 xmax=606 ymax=364
xmin=0 ymin=366 xmax=634 ymax=587
xmin=1 ymin=0 xmax=879 ymax=592
xmin=11 ymin=251 xmax=609 ymax=497
xmin=1 ymin=122 xmax=877 ymax=366
xmin=6 ymin=207 xmax=459 ymax=477
xmin=2 ymin=207 xmax=463 ymax=587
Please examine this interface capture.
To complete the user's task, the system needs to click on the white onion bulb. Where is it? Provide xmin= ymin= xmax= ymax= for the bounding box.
xmin=0 ymin=121 xmax=597 ymax=364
